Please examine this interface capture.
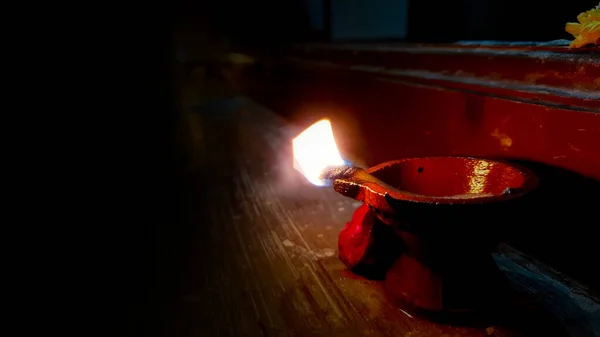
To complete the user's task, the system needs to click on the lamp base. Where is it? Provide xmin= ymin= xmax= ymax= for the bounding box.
xmin=340 ymin=204 xmax=511 ymax=321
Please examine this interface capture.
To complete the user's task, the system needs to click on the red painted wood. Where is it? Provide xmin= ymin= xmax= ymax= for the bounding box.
xmin=244 ymin=43 xmax=600 ymax=180
xmin=289 ymin=44 xmax=600 ymax=95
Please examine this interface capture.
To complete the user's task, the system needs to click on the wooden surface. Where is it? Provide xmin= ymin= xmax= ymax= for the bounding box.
xmin=172 ymin=76 xmax=600 ymax=337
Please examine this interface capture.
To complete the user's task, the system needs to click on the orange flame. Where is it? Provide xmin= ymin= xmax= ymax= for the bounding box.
xmin=292 ymin=119 xmax=345 ymax=186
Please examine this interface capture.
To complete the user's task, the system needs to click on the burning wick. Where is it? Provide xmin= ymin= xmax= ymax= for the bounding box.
xmin=292 ymin=119 xmax=346 ymax=186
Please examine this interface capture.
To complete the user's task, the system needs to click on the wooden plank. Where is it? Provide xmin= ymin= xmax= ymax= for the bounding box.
xmin=288 ymin=43 xmax=600 ymax=96
xmin=173 ymin=92 xmax=599 ymax=337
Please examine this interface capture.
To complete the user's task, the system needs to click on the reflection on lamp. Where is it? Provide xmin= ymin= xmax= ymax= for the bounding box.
xmin=468 ymin=160 xmax=492 ymax=194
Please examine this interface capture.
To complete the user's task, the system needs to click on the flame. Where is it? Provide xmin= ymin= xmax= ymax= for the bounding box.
xmin=292 ymin=119 xmax=345 ymax=186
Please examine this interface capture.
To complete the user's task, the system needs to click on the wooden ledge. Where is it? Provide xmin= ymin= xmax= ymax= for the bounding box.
xmin=284 ymin=43 xmax=600 ymax=111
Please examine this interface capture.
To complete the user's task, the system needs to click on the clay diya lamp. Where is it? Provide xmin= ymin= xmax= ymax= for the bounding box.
xmin=321 ymin=157 xmax=539 ymax=321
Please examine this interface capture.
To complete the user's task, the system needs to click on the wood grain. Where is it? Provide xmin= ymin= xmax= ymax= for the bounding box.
xmin=173 ymin=89 xmax=599 ymax=337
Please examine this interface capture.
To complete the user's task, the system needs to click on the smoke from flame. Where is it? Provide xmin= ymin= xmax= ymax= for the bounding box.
xmin=292 ymin=119 xmax=345 ymax=186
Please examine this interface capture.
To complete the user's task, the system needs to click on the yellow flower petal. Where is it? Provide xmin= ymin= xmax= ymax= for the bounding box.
xmin=565 ymin=22 xmax=581 ymax=35
xmin=568 ymin=7 xmax=600 ymax=48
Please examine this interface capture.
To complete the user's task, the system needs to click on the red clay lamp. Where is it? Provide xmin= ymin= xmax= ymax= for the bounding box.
xmin=293 ymin=119 xmax=540 ymax=322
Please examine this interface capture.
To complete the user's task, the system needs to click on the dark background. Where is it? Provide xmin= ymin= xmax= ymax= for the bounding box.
xmin=175 ymin=0 xmax=594 ymax=50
